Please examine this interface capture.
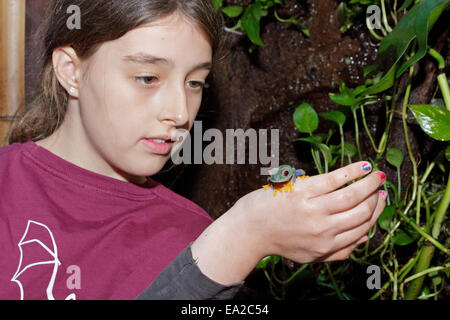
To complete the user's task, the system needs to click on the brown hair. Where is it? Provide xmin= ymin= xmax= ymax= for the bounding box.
xmin=7 ymin=0 xmax=224 ymax=144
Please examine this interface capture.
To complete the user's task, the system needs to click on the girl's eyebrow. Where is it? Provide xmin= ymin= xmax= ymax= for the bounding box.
xmin=122 ymin=52 xmax=212 ymax=72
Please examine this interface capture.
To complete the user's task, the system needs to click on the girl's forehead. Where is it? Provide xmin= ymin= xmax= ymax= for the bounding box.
xmin=125 ymin=13 xmax=209 ymax=46
xmin=107 ymin=14 xmax=212 ymax=61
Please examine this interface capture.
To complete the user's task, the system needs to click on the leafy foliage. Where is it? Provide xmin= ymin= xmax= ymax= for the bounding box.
xmin=213 ymin=0 xmax=309 ymax=47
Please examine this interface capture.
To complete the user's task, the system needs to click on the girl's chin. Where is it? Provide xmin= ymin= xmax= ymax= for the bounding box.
xmin=116 ymin=159 xmax=168 ymax=183
xmin=133 ymin=159 xmax=169 ymax=176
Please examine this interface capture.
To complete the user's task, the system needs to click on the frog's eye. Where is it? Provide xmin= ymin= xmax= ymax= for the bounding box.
xmin=283 ymin=170 xmax=289 ymax=177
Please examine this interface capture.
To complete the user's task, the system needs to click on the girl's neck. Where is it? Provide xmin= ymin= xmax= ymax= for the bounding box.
xmin=35 ymin=103 xmax=147 ymax=185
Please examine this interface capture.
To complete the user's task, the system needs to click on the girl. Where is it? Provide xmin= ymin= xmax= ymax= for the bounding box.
xmin=0 ymin=0 xmax=386 ymax=300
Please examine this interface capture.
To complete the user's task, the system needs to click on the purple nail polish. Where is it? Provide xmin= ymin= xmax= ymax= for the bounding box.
xmin=362 ymin=162 xmax=372 ymax=171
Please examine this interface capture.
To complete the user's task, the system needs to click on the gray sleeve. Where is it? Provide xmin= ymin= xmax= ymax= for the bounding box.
xmin=135 ymin=242 xmax=244 ymax=300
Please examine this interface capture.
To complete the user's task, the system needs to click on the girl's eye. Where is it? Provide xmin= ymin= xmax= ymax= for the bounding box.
xmin=135 ymin=76 xmax=158 ymax=86
xmin=187 ymin=81 xmax=205 ymax=90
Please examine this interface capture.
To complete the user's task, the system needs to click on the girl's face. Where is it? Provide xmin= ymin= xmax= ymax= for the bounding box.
xmin=75 ymin=13 xmax=212 ymax=182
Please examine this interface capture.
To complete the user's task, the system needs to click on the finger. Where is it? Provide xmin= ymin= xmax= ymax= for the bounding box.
xmin=321 ymin=237 xmax=367 ymax=262
xmin=329 ymin=191 xmax=380 ymax=235
xmin=320 ymin=234 xmax=370 ymax=262
xmin=331 ymin=191 xmax=386 ymax=250
xmin=310 ymin=171 xmax=386 ymax=214
xmin=297 ymin=161 xmax=373 ymax=197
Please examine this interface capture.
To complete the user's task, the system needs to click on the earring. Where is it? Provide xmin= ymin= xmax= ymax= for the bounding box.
xmin=69 ymin=87 xmax=76 ymax=94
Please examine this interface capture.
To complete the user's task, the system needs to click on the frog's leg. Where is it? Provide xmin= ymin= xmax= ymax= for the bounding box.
xmin=274 ymin=183 xmax=285 ymax=196
xmin=284 ymin=181 xmax=291 ymax=192
xmin=273 ymin=189 xmax=278 ymax=196
xmin=262 ymin=184 xmax=270 ymax=190
xmin=287 ymin=177 xmax=296 ymax=192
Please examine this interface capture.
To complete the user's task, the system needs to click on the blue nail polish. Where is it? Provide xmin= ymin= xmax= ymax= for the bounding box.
xmin=362 ymin=162 xmax=372 ymax=171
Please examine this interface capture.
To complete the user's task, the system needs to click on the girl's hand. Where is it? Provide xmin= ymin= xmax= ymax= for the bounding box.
xmin=238 ymin=161 xmax=386 ymax=264
xmin=191 ymin=161 xmax=386 ymax=285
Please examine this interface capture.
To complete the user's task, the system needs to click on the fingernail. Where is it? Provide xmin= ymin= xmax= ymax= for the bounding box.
xmin=357 ymin=235 xmax=369 ymax=245
xmin=361 ymin=161 xmax=372 ymax=172
xmin=379 ymin=190 xmax=387 ymax=200
xmin=376 ymin=171 xmax=386 ymax=182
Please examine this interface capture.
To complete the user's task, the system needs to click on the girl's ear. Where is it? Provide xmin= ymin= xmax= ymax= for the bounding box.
xmin=52 ymin=46 xmax=82 ymax=97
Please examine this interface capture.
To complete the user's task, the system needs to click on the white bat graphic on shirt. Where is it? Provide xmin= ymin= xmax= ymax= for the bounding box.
xmin=10 ymin=220 xmax=76 ymax=300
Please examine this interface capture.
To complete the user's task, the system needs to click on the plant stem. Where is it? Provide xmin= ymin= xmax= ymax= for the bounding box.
xmin=402 ymin=65 xmax=419 ymax=214
xmin=352 ymin=107 xmax=362 ymax=161
xmin=366 ymin=16 xmax=384 ymax=40
xmin=404 ymin=263 xmax=450 ymax=284
xmin=377 ymin=81 xmax=398 ymax=158
xmin=325 ymin=263 xmax=345 ymax=300
xmin=311 ymin=147 xmax=323 ymax=174
xmin=437 ymin=74 xmax=450 ymax=110
xmin=431 ymin=171 xmax=450 ymax=239
xmin=381 ymin=0 xmax=393 ymax=32
xmin=360 ymin=105 xmax=378 ymax=153
xmin=272 ymin=264 xmax=309 ymax=285
xmin=428 ymin=48 xmax=450 ymax=110
xmin=416 ymin=160 xmax=436 ymax=227
xmin=421 ymin=190 xmax=431 ymax=233
xmin=339 ymin=125 xmax=344 ymax=167
xmin=396 ymin=210 xmax=449 ymax=255
xmin=405 ymin=171 xmax=450 ymax=299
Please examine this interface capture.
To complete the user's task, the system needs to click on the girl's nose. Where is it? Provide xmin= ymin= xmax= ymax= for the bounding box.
xmin=158 ymin=83 xmax=189 ymax=126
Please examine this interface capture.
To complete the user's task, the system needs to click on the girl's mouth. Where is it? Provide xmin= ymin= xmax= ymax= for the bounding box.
xmin=141 ymin=137 xmax=174 ymax=155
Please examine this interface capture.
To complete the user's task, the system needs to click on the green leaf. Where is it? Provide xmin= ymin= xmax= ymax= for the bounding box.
xmin=360 ymin=0 xmax=449 ymax=97
xmin=337 ymin=2 xmax=347 ymax=26
xmin=398 ymin=0 xmax=414 ymax=11
xmin=329 ymin=155 xmax=339 ymax=167
xmin=297 ymin=134 xmax=325 ymax=145
xmin=340 ymin=141 xmax=357 ymax=157
xmin=392 ymin=226 xmax=419 ymax=246
xmin=330 ymin=81 xmax=367 ymax=106
xmin=396 ymin=1 xmax=448 ymax=77
xmin=319 ymin=110 xmax=346 ymax=126
xmin=273 ymin=10 xmax=310 ymax=37
xmin=409 ymin=104 xmax=450 ymax=141
xmin=212 ymin=0 xmax=223 ymax=11
xmin=378 ymin=205 xmax=396 ymax=232
xmin=298 ymin=23 xmax=310 ymax=37
xmin=378 ymin=0 xmax=448 ymax=78
xmin=329 ymin=92 xmax=364 ymax=107
xmin=293 ymin=103 xmax=319 ymax=134
xmin=444 ymin=265 xmax=450 ymax=278
xmin=363 ymin=64 xmax=397 ymax=95
xmin=428 ymin=271 xmax=442 ymax=286
xmin=446 ymin=145 xmax=450 ymax=161
xmin=392 ymin=229 xmax=415 ymax=245
xmin=317 ymin=143 xmax=332 ymax=165
xmin=241 ymin=2 xmax=267 ymax=46
xmin=256 ymin=255 xmax=280 ymax=269
xmin=386 ymin=148 xmax=404 ymax=168
xmin=353 ymin=84 xmax=367 ymax=96
xmin=221 ymin=6 xmax=243 ymax=18
xmin=363 ymin=64 xmax=378 ymax=77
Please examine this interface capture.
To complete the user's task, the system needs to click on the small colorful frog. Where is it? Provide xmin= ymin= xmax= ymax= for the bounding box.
xmin=262 ymin=165 xmax=309 ymax=196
